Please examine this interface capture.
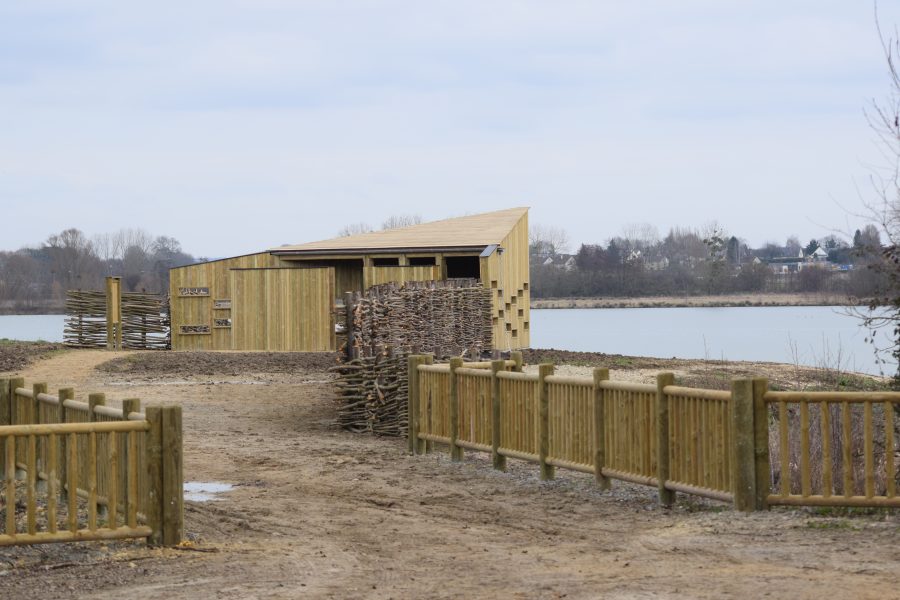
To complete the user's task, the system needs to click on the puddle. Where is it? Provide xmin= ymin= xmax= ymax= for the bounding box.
xmin=184 ymin=481 xmax=234 ymax=502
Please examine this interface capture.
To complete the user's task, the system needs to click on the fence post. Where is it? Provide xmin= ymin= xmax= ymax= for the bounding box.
xmin=88 ymin=393 xmax=105 ymax=422
xmin=32 ymin=383 xmax=47 ymax=426
xmin=146 ymin=405 xmax=183 ymax=546
xmin=752 ymin=378 xmax=770 ymax=511
xmin=422 ymin=355 xmax=434 ymax=454
xmin=9 ymin=378 xmax=23 ymax=480
xmin=449 ymin=357 xmax=463 ymax=462
xmin=410 ymin=356 xmax=419 ymax=454
xmin=408 ymin=355 xmax=424 ymax=455
xmin=32 ymin=383 xmax=47 ymax=490
xmin=538 ymin=363 xmax=555 ymax=481
xmin=0 ymin=378 xmax=8 ymax=478
xmin=593 ymin=368 xmax=610 ymax=490
xmin=656 ymin=373 xmax=675 ymax=507
xmin=491 ymin=359 xmax=506 ymax=471
xmin=511 ymin=351 xmax=523 ymax=372
xmin=87 ymin=393 xmax=106 ymax=517
xmin=731 ymin=378 xmax=757 ymax=512
xmin=58 ymin=388 xmax=74 ymax=503
xmin=9 ymin=377 xmax=23 ymax=427
xmin=161 ymin=405 xmax=183 ymax=546
xmin=122 ymin=398 xmax=140 ymax=518
xmin=146 ymin=406 xmax=163 ymax=545
xmin=106 ymin=276 xmax=122 ymax=351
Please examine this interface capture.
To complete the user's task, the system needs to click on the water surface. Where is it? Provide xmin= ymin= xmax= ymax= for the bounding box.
xmin=530 ymin=306 xmax=892 ymax=376
xmin=0 ymin=314 xmax=65 ymax=342
xmin=1 ymin=309 xmax=893 ymax=376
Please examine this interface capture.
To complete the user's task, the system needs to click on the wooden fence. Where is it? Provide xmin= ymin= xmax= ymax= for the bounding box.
xmin=408 ymin=357 xmax=900 ymax=511
xmin=65 ymin=285 xmax=170 ymax=350
xmin=0 ymin=377 xmax=182 ymax=546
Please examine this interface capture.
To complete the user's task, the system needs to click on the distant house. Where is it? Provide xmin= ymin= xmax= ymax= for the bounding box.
xmin=810 ymin=246 xmax=829 ymax=262
xmin=763 ymin=245 xmax=834 ymax=274
xmin=542 ymin=254 xmax=577 ymax=272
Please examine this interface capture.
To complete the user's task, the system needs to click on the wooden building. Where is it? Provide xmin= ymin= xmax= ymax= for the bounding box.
xmin=170 ymin=207 xmax=530 ymax=351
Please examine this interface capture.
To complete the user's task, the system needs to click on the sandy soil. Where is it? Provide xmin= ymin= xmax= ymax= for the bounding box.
xmin=531 ymin=293 xmax=860 ymax=310
xmin=1 ymin=349 xmax=898 ymax=599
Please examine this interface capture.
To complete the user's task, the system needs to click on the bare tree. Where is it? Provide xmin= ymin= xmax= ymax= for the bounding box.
xmin=337 ymin=222 xmax=374 ymax=237
xmin=785 ymin=235 xmax=802 ymax=256
xmin=529 ymin=224 xmax=570 ymax=258
xmin=620 ymin=223 xmax=660 ymax=251
xmin=43 ymin=228 xmax=102 ymax=295
xmin=854 ymin=7 xmax=900 ymax=379
xmin=381 ymin=214 xmax=422 ymax=230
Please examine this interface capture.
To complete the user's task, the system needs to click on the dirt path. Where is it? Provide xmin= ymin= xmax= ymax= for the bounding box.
xmin=1 ymin=350 xmax=898 ymax=599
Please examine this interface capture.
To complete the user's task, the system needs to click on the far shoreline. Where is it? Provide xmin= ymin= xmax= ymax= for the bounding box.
xmin=529 ymin=292 xmax=872 ymax=310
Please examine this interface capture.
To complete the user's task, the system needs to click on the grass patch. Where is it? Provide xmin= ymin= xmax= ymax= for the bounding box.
xmin=0 ymin=341 xmax=67 ymax=373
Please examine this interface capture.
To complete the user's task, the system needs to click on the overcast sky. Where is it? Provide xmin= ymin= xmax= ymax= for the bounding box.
xmin=3 ymin=1 xmax=900 ymax=258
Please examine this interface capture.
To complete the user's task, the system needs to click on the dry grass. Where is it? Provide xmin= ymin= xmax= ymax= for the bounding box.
xmin=531 ymin=293 xmax=862 ymax=310
xmin=770 ymin=402 xmax=899 ymax=497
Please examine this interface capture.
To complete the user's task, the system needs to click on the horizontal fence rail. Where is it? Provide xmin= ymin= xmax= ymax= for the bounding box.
xmin=407 ymin=356 xmax=900 ymax=511
xmin=0 ymin=377 xmax=183 ymax=547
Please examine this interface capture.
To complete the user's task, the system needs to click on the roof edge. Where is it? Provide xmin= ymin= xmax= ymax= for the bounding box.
xmin=271 ymin=245 xmax=488 ymax=257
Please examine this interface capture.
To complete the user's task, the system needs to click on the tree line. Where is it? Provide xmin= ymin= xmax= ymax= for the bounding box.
xmin=529 ymin=223 xmax=886 ymax=299
xmin=0 ymin=228 xmax=197 ymax=312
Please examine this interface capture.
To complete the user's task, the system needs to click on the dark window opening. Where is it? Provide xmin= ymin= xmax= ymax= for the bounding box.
xmin=445 ymin=256 xmax=480 ymax=279
xmin=373 ymin=257 xmax=400 ymax=267
xmin=409 ymin=256 xmax=436 ymax=266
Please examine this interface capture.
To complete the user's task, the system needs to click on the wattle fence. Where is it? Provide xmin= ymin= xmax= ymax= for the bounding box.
xmin=408 ymin=356 xmax=900 ymax=511
xmin=0 ymin=377 xmax=183 ymax=546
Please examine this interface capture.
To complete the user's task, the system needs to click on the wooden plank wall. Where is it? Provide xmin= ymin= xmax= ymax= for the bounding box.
xmin=364 ymin=265 xmax=440 ymax=289
xmin=230 ymin=268 xmax=335 ymax=351
xmin=480 ymin=211 xmax=530 ymax=350
xmin=170 ymin=252 xmax=292 ymax=351
xmin=171 ymin=252 xmax=278 ymax=350
xmin=334 ymin=261 xmax=364 ymax=298
xmin=292 ymin=260 xmax=364 ymax=299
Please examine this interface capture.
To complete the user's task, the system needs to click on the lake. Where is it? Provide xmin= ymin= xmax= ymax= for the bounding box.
xmin=529 ymin=306 xmax=894 ymax=376
xmin=0 ymin=314 xmax=66 ymax=344
xmin=0 ymin=307 xmax=893 ymax=376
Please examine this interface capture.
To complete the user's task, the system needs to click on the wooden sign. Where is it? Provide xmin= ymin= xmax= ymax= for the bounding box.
xmin=178 ymin=287 xmax=210 ymax=297
xmin=179 ymin=325 xmax=210 ymax=335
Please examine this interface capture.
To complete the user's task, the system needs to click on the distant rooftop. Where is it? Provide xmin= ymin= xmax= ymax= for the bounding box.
xmin=270 ymin=207 xmax=528 ymax=255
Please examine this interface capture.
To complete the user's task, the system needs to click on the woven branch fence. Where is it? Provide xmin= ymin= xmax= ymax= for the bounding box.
xmin=333 ymin=280 xmax=494 ymax=436
xmin=342 ymin=279 xmax=493 ymax=360
xmin=64 ymin=290 xmax=170 ymax=350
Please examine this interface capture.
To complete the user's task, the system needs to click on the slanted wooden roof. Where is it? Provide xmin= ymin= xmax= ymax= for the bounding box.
xmin=270 ymin=207 xmax=528 ymax=256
